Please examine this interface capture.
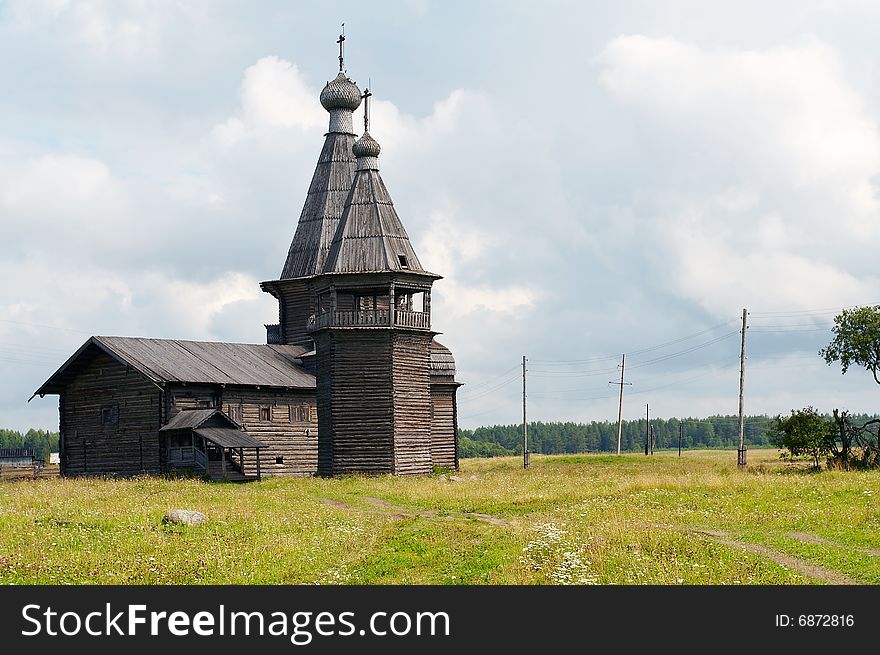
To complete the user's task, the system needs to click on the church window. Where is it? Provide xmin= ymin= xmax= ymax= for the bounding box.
xmin=398 ymin=254 xmax=408 ymax=268
xmin=260 ymin=406 xmax=271 ymax=421
xmin=101 ymin=405 xmax=117 ymax=426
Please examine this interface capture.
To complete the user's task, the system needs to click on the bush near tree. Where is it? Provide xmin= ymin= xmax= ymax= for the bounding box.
xmin=768 ymin=407 xmax=831 ymax=469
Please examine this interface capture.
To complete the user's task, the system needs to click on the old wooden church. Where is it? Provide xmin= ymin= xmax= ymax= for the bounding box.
xmin=33 ymin=37 xmax=461 ymax=480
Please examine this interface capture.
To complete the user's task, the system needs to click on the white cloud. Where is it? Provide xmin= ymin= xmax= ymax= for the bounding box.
xmin=598 ymin=35 xmax=880 ymax=316
xmin=211 ymin=57 xmax=328 ymax=147
xmin=417 ymin=209 xmax=535 ymax=317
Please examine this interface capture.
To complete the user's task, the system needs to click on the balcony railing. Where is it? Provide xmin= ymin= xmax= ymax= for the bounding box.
xmin=395 ymin=309 xmax=431 ymax=329
xmin=308 ymin=309 xmax=430 ymax=331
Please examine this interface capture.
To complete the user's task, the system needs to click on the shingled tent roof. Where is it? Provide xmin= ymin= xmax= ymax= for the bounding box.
xmin=32 ymin=336 xmax=315 ymax=397
xmin=280 ymin=131 xmax=357 ymax=278
xmin=322 ymin=141 xmax=429 ymax=275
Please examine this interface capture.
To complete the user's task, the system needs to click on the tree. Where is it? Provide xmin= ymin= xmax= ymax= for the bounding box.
xmin=820 ymin=305 xmax=880 ymax=384
xmin=768 ymin=406 xmax=832 ymax=469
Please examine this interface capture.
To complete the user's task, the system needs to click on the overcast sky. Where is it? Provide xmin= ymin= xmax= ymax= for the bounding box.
xmin=3 ymin=0 xmax=880 ymax=432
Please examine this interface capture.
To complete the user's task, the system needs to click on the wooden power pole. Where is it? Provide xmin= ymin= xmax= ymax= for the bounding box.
xmin=738 ymin=308 xmax=748 ymax=469
xmin=644 ymin=404 xmax=649 ymax=456
xmin=610 ymin=354 xmax=631 ymax=454
xmin=678 ymin=421 xmax=683 ymax=457
xmin=522 ymin=355 xmax=529 ymax=469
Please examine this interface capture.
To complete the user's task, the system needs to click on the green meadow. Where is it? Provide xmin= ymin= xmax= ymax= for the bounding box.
xmin=1 ymin=449 xmax=878 ymax=585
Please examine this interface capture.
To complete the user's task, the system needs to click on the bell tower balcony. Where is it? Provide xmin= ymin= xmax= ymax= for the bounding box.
xmin=307 ymin=278 xmax=433 ymax=332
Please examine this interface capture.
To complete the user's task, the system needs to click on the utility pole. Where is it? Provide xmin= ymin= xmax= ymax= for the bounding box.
xmin=678 ymin=421 xmax=683 ymax=457
xmin=645 ymin=404 xmax=649 ymax=456
xmin=738 ymin=308 xmax=748 ymax=469
xmin=650 ymin=425 xmax=655 ymax=455
xmin=609 ymin=354 xmax=632 ymax=455
xmin=522 ymin=355 xmax=529 ymax=469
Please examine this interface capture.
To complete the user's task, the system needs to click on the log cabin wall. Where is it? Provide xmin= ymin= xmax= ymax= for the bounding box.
xmin=165 ymin=384 xmax=318 ymax=476
xmin=429 ymin=384 xmax=458 ymax=470
xmin=277 ymin=279 xmax=314 ymax=347
xmin=60 ymin=351 xmax=162 ymax=476
xmin=392 ymin=331 xmax=433 ymax=475
xmin=221 ymin=387 xmax=317 ymax=476
xmin=314 ymin=330 xmax=395 ymax=475
xmin=166 ymin=385 xmax=219 ymax=418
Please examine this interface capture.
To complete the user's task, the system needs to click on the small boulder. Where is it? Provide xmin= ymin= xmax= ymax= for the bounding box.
xmin=163 ymin=509 xmax=207 ymax=526
xmin=448 ymin=475 xmax=461 ymax=482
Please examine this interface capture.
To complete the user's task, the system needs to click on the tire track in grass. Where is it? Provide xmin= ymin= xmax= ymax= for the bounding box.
xmin=321 ymin=496 xmax=513 ymax=526
xmin=787 ymin=532 xmax=880 ymax=557
xmin=692 ymin=529 xmax=860 ymax=585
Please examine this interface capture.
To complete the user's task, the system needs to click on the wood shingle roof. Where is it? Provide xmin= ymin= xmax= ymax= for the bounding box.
xmin=33 ymin=336 xmax=315 ymax=397
xmin=280 ymin=132 xmax=357 ymax=278
xmin=322 ymin=168 xmax=428 ymax=274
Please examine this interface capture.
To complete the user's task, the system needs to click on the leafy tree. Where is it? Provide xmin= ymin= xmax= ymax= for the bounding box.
xmin=820 ymin=305 xmax=880 ymax=384
xmin=768 ymin=407 xmax=832 ymax=468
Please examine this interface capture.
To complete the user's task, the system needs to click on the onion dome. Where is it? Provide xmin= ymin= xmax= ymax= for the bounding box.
xmin=352 ymin=131 xmax=381 ymax=158
xmin=320 ymin=72 xmax=362 ymax=112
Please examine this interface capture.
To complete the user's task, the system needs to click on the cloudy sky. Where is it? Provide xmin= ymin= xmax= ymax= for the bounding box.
xmin=3 ymin=0 xmax=880 ymax=432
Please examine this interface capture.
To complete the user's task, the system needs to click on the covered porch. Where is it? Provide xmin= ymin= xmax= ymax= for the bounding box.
xmin=161 ymin=409 xmax=266 ymax=482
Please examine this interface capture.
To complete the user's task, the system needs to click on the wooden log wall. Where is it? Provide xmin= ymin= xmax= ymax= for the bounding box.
xmin=166 ymin=385 xmax=318 ymax=477
xmin=221 ymin=387 xmax=317 ymax=477
xmin=392 ymin=332 xmax=433 ymax=475
xmin=278 ymin=279 xmax=313 ymax=346
xmin=429 ymin=384 xmax=458 ymax=470
xmin=314 ymin=330 xmax=395 ymax=475
xmin=60 ymin=351 xmax=162 ymax=476
xmin=314 ymin=331 xmax=336 ymax=475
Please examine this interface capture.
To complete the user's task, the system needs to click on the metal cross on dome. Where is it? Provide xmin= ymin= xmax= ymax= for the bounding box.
xmin=362 ymin=86 xmax=372 ymax=132
xmin=337 ymin=23 xmax=345 ymax=72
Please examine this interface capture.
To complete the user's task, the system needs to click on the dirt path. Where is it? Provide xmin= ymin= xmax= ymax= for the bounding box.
xmin=788 ymin=532 xmax=880 ymax=557
xmin=692 ymin=529 xmax=860 ymax=585
xmin=321 ymin=496 xmax=512 ymax=527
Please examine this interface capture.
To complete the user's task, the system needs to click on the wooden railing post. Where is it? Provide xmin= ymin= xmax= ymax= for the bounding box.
xmin=389 ymin=282 xmax=396 ymax=326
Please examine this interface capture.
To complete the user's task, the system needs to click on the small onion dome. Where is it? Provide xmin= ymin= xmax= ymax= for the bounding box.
xmin=320 ymin=72 xmax=362 ymax=111
xmin=352 ymin=131 xmax=381 ymax=158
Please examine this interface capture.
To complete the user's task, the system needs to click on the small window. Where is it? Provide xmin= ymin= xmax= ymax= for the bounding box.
xmin=260 ymin=406 xmax=271 ymax=421
xmin=397 ymin=254 xmax=408 ymax=268
xmin=276 ymin=456 xmax=284 ymax=465
xmin=197 ymin=399 xmax=214 ymax=409
xmin=101 ymin=407 xmax=114 ymax=426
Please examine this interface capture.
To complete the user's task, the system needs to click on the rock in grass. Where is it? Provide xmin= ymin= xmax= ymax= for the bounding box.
xmin=164 ymin=509 xmax=207 ymax=526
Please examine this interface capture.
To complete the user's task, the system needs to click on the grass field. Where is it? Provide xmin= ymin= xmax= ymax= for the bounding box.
xmin=1 ymin=449 xmax=878 ymax=585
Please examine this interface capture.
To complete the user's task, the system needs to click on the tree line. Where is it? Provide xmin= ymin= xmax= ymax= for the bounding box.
xmin=0 ymin=429 xmax=59 ymax=463
xmin=458 ymin=415 xmax=786 ymax=458
xmin=460 ymin=305 xmax=880 ymax=466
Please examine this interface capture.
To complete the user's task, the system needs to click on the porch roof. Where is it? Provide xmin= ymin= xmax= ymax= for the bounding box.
xmin=194 ymin=427 xmax=265 ymax=449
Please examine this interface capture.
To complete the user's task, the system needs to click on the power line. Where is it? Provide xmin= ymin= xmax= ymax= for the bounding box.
xmin=626 ymin=331 xmax=740 ymax=369
xmin=0 ymin=318 xmax=91 ymax=334
xmin=529 ymin=319 xmax=737 ymax=366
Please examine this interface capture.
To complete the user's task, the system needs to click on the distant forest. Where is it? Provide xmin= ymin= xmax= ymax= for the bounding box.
xmin=0 ymin=429 xmax=59 ymax=463
xmin=458 ymin=414 xmax=880 ymax=458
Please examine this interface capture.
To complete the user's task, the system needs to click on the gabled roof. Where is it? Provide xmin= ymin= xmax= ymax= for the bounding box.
xmin=279 ymin=132 xmax=357 ymax=278
xmin=160 ymin=408 xmax=239 ymax=431
xmin=32 ymin=336 xmax=315 ymax=397
xmin=160 ymin=409 xmax=265 ymax=448
xmin=322 ymin=168 xmax=430 ymax=275
xmin=195 ymin=427 xmax=265 ymax=449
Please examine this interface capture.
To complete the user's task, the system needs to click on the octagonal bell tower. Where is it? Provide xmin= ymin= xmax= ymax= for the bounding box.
xmin=309 ymin=89 xmax=439 ymax=476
